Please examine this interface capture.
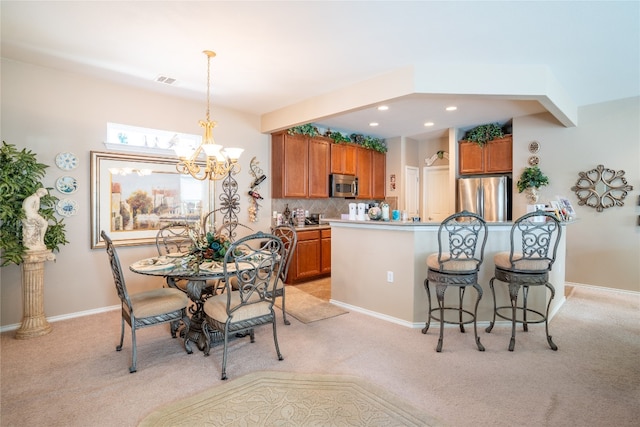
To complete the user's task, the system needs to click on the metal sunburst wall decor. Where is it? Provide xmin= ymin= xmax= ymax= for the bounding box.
xmin=570 ymin=164 xmax=633 ymax=212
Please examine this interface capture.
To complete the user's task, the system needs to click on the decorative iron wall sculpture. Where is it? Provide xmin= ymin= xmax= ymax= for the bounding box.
xmin=571 ymin=164 xmax=633 ymax=212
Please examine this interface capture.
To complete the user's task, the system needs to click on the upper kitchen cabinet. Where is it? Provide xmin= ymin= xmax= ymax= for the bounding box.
xmin=308 ymin=137 xmax=331 ymax=198
xmin=272 ymin=132 xmax=330 ymax=198
xmin=372 ymin=150 xmax=386 ymax=199
xmin=330 ymin=143 xmax=357 ymax=175
xmin=459 ymin=135 xmax=512 ymax=175
xmin=355 ymin=147 xmax=372 ymax=199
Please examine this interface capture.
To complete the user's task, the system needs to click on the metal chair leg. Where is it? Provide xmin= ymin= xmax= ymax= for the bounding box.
xmin=545 ymin=282 xmax=558 ymax=351
xmin=458 ymin=287 xmax=466 ymax=333
xmin=129 ymin=326 xmax=137 ymax=373
xmin=486 ymin=277 xmax=497 ymax=333
xmin=472 ymin=283 xmax=485 ymax=351
xmin=422 ymin=279 xmax=432 ymax=334
xmin=522 ymin=285 xmax=529 ymax=332
xmin=281 ymin=290 xmax=290 ymax=325
xmin=509 ymin=285 xmax=518 ymax=352
xmin=436 ymin=285 xmax=445 ymax=352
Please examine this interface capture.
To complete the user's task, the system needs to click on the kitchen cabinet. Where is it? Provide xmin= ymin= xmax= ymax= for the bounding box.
xmin=272 ymin=132 xmax=330 ymax=198
xmin=287 ymin=227 xmax=331 ymax=283
xmin=356 ymin=147 xmax=372 ymax=199
xmin=371 ymin=150 xmax=386 ymax=199
xmin=459 ymin=135 xmax=512 ymax=175
xmin=308 ymin=137 xmax=331 ymax=198
xmin=320 ymin=228 xmax=331 ymax=274
xmin=330 ymin=143 xmax=357 ymax=175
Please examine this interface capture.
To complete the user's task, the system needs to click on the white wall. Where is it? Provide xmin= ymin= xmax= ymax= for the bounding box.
xmin=1 ymin=59 xmax=271 ymax=327
xmin=513 ymin=98 xmax=639 ymax=292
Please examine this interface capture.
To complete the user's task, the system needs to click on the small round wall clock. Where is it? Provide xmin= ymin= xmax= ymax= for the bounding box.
xmin=55 ymin=176 xmax=78 ymax=194
xmin=55 ymin=152 xmax=79 ymax=171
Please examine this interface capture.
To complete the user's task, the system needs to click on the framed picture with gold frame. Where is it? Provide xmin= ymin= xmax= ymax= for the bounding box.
xmin=90 ymin=151 xmax=210 ymax=248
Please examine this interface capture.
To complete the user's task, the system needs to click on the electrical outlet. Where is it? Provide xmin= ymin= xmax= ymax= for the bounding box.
xmin=387 ymin=271 xmax=394 ymax=283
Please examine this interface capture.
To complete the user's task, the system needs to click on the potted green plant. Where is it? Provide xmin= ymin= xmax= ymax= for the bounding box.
xmin=463 ymin=123 xmax=505 ymax=147
xmin=517 ymin=166 xmax=549 ymax=204
xmin=0 ymin=141 xmax=68 ymax=266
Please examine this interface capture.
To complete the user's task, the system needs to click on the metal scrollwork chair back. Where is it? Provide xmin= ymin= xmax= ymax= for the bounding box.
xmin=270 ymin=224 xmax=298 ymax=325
xmin=101 ymin=230 xmax=189 ymax=373
xmin=156 ymin=222 xmax=193 ymax=256
xmin=486 ymin=210 xmax=562 ymax=351
xmin=423 ymin=210 xmax=488 ymax=352
xmin=201 ymin=232 xmax=285 ymax=380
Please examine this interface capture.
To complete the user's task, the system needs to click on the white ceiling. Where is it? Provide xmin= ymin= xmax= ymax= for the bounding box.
xmin=2 ymin=1 xmax=638 ymax=140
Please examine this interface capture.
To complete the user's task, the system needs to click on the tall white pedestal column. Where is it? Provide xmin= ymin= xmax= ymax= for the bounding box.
xmin=15 ymin=249 xmax=56 ymax=339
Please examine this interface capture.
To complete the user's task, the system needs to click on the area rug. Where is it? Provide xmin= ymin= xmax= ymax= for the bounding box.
xmin=138 ymin=371 xmax=444 ymax=426
xmin=275 ymin=286 xmax=348 ymax=323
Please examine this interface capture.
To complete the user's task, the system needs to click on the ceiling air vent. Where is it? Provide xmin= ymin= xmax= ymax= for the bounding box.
xmin=155 ymin=75 xmax=177 ymax=85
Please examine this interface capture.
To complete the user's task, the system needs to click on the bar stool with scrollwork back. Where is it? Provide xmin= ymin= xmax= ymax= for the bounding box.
xmin=422 ymin=210 xmax=488 ymax=352
xmin=485 ymin=209 xmax=562 ymax=351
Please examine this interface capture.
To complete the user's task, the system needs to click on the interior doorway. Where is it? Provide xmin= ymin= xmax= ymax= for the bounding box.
xmin=404 ymin=166 xmax=419 ymax=217
xmin=422 ymin=166 xmax=450 ymax=222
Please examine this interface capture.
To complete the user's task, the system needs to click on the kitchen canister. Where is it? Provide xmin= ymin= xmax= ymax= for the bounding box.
xmin=392 ymin=210 xmax=400 ymax=221
xmin=381 ymin=203 xmax=390 ymax=221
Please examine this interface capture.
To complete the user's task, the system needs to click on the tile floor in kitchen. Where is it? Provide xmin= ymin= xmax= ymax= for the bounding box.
xmin=291 ymin=277 xmax=331 ymax=301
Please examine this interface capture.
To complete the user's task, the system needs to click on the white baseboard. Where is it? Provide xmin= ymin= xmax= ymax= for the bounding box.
xmin=0 ymin=305 xmax=119 ymax=333
xmin=566 ymin=281 xmax=640 ymax=296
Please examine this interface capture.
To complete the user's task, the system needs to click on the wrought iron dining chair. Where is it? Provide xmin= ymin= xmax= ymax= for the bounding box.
xmin=156 ymin=222 xmax=193 ymax=256
xmin=422 ymin=211 xmax=488 ymax=352
xmin=485 ymin=210 xmax=562 ymax=351
xmin=201 ymin=231 xmax=285 ymax=380
xmin=270 ymin=224 xmax=298 ymax=325
xmin=101 ymin=230 xmax=190 ymax=373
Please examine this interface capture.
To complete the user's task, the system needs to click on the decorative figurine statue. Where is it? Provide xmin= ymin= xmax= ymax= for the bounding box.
xmin=21 ymin=188 xmax=49 ymax=251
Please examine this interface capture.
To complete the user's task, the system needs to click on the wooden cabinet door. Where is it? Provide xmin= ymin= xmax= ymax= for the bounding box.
xmin=308 ymin=137 xmax=330 ymax=198
xmin=343 ymin=144 xmax=357 ymax=175
xmin=289 ymin=230 xmax=321 ymax=282
xmin=356 ymin=147 xmax=372 ymax=199
xmin=371 ymin=151 xmax=386 ymax=199
xmin=272 ymin=132 xmax=308 ymax=198
xmin=320 ymin=228 xmax=331 ymax=274
xmin=459 ymin=141 xmax=484 ymax=175
xmin=485 ymin=136 xmax=512 ymax=173
xmin=331 ymin=143 xmax=357 ymax=175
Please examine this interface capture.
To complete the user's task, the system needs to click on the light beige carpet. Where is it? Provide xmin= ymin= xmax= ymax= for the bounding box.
xmin=276 ymin=286 xmax=347 ymax=323
xmin=138 ymin=371 xmax=444 ymax=426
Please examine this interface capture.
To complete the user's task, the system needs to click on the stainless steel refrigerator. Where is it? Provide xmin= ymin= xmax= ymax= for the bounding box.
xmin=457 ymin=176 xmax=510 ymax=222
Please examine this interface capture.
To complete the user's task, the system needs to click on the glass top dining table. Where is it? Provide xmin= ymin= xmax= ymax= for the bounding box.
xmin=129 ymin=252 xmax=276 ymax=352
xmin=130 ymin=255 xmax=231 ymax=353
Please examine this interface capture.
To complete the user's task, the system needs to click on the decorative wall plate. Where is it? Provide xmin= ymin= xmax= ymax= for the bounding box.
xmin=55 ymin=176 xmax=78 ymax=194
xmin=56 ymin=198 xmax=78 ymax=217
xmin=528 ymin=141 xmax=540 ymax=154
xmin=55 ymin=152 xmax=79 ymax=170
xmin=528 ymin=155 xmax=540 ymax=166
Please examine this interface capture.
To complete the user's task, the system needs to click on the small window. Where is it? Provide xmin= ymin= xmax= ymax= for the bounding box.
xmin=105 ymin=122 xmax=200 ymax=154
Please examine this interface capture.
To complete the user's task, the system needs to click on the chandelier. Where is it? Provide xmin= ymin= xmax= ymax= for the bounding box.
xmin=175 ymin=50 xmax=243 ymax=181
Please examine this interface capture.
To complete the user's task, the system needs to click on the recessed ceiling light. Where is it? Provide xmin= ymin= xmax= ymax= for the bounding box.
xmin=377 ymin=105 xmax=389 ymax=111
xmin=445 ymin=106 xmax=457 ymax=111
xmin=369 ymin=122 xmax=379 ymax=127
xmin=424 ymin=122 xmax=434 ymax=127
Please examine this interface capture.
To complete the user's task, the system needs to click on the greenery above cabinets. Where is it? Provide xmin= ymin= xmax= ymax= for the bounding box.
xmin=462 ymin=122 xmax=506 ymax=147
xmin=288 ymin=124 xmax=387 ymax=153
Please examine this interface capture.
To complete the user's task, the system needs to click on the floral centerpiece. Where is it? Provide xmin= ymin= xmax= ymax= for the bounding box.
xmin=186 ymin=227 xmax=233 ymax=271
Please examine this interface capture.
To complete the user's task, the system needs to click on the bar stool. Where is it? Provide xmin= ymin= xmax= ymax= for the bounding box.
xmin=422 ymin=211 xmax=488 ymax=352
xmin=486 ymin=209 xmax=562 ymax=351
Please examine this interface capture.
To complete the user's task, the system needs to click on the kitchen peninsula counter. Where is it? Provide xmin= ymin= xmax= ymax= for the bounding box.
xmin=324 ymin=218 xmax=568 ymax=328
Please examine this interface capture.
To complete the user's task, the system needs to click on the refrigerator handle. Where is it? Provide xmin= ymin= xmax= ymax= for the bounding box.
xmin=478 ymin=185 xmax=484 ymax=217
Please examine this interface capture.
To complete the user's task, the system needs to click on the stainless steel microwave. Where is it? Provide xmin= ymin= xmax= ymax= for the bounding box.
xmin=330 ymin=174 xmax=358 ymax=198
